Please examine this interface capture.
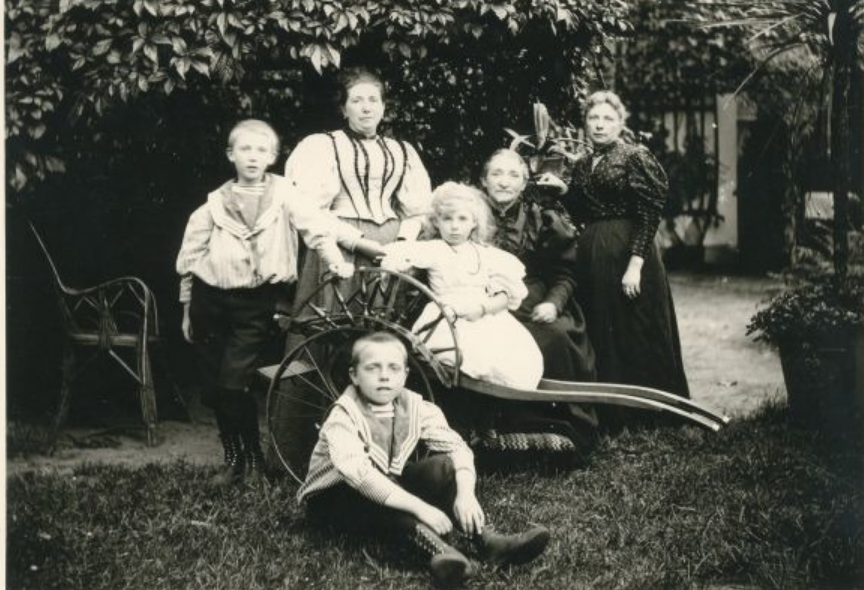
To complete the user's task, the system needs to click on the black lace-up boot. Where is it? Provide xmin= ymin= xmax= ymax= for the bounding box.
xmin=409 ymin=522 xmax=473 ymax=589
xmin=212 ymin=432 xmax=245 ymax=486
xmin=212 ymin=394 xmax=245 ymax=486
xmin=235 ymin=391 xmax=267 ymax=484
xmin=241 ymin=430 xmax=267 ymax=484
xmin=475 ymin=525 xmax=550 ymax=565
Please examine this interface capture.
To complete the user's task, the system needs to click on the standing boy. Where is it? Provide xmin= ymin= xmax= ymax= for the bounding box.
xmin=176 ymin=119 xmax=344 ymax=485
xmin=298 ymin=331 xmax=551 ymax=588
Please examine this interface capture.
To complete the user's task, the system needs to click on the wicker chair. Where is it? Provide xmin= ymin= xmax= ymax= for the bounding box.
xmin=30 ymin=223 xmax=160 ymax=447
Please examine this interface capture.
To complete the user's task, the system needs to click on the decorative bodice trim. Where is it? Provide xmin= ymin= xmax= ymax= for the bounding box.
xmin=327 ymin=130 xmax=409 ymax=224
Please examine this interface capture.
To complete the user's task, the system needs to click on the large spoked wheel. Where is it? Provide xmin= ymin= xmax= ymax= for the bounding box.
xmin=267 ymin=268 xmax=460 ymax=483
xmin=285 ymin=267 xmax=463 ymax=388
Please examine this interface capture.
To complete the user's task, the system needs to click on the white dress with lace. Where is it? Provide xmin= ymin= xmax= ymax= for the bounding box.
xmin=384 ymin=240 xmax=543 ymax=389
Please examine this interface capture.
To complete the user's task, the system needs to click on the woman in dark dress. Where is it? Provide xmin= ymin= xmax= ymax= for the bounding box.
xmin=481 ymin=148 xmax=596 ymax=382
xmin=538 ymin=91 xmax=689 ymax=398
xmin=471 ymin=149 xmax=598 ymax=446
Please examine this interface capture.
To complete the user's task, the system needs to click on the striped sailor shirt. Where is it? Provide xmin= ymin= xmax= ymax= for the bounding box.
xmin=176 ymin=173 xmax=342 ymax=303
xmin=297 ymin=385 xmax=475 ymax=505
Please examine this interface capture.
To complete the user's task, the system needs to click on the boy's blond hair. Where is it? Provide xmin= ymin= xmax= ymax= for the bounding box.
xmin=227 ymin=119 xmax=280 ymax=153
xmin=350 ymin=332 xmax=408 ymax=368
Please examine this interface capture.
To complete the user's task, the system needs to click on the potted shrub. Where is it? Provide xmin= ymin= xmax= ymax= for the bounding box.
xmin=747 ymin=273 xmax=864 ymax=435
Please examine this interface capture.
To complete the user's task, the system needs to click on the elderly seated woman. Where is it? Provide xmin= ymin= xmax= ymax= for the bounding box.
xmin=474 ymin=148 xmax=599 ymax=443
xmin=384 ymin=150 xmax=598 ymax=445
xmin=480 ymin=148 xmax=596 ymax=383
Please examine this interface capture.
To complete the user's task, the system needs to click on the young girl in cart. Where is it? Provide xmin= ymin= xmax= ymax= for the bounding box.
xmin=381 ymin=182 xmax=543 ymax=389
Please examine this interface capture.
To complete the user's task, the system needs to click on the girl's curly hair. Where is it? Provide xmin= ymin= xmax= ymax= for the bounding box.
xmin=423 ymin=181 xmax=494 ymax=244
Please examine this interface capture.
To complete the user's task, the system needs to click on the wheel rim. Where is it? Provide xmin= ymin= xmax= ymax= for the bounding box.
xmin=288 ymin=267 xmax=462 ymax=388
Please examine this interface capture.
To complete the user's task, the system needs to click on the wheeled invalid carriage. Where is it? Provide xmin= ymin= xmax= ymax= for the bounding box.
xmin=263 ymin=267 xmax=730 ymax=483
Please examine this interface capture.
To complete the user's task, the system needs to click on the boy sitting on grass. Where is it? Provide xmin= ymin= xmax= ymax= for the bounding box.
xmin=297 ymin=331 xmax=550 ymax=588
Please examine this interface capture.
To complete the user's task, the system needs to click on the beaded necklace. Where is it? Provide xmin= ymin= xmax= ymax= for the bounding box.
xmin=448 ymin=241 xmax=481 ymax=275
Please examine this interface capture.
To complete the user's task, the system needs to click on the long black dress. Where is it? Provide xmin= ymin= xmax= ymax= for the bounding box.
xmin=488 ymin=196 xmax=596 ymax=382
xmin=563 ymin=140 xmax=690 ymax=398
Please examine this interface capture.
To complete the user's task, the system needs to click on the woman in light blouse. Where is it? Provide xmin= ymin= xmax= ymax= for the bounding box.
xmin=284 ymin=67 xmax=432 ymax=327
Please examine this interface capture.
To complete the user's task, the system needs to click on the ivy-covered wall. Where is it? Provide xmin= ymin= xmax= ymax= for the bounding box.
xmin=6 ymin=0 xmax=632 ymax=192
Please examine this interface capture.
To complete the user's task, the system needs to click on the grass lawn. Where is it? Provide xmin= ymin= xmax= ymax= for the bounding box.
xmin=7 ymin=403 xmax=863 ymax=590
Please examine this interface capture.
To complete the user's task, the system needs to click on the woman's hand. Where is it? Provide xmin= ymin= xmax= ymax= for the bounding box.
xmin=530 ymin=302 xmax=558 ymax=323
xmin=353 ymin=238 xmax=387 ymax=262
xmin=452 ymin=491 xmax=485 ymax=536
xmin=414 ymin=503 xmax=454 ymax=536
xmin=535 ymin=172 xmax=568 ymax=196
xmin=328 ymin=262 xmax=355 ymax=279
xmin=622 ymin=256 xmax=644 ymax=299
xmin=181 ymin=303 xmax=193 ymax=343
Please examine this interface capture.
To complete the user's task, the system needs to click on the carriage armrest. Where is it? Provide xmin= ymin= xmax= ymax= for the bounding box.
xmin=257 ymin=360 xmax=315 ymax=382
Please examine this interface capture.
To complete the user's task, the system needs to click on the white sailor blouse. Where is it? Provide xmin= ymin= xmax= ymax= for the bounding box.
xmin=297 ymin=385 xmax=475 ymax=505
xmin=284 ymin=129 xmax=433 ymax=250
xmin=176 ymin=173 xmax=341 ymax=302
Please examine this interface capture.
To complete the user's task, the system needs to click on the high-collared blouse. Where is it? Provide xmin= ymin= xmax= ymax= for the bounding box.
xmin=297 ymin=385 xmax=474 ymax=505
xmin=284 ymin=129 xmax=433 ymax=249
xmin=489 ymin=198 xmax=578 ymax=314
xmin=176 ymin=173 xmax=339 ymax=302
xmin=564 ymin=140 xmax=668 ymax=259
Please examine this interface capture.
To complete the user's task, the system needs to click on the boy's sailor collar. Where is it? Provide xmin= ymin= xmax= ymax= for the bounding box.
xmin=338 ymin=385 xmax=422 ymax=475
xmin=208 ymin=173 xmax=286 ymax=238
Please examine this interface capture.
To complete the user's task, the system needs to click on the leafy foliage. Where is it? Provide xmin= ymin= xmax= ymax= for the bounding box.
xmin=504 ymin=102 xmax=589 ymax=179
xmin=747 ymin=273 xmax=864 ymax=347
xmin=613 ymin=0 xmax=753 ymax=108
xmin=5 ymin=0 xmax=632 ymax=192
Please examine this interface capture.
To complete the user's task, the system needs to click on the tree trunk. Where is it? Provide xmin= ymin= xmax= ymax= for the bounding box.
xmin=830 ymin=2 xmax=855 ymax=278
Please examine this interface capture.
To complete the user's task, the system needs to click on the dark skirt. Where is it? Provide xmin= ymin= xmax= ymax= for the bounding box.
xmin=576 ymin=219 xmax=689 ymax=398
xmin=287 ymin=218 xmax=400 ymax=352
xmin=513 ymin=307 xmax=596 ymax=382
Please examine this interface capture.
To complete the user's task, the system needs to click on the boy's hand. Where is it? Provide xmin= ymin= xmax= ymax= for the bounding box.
xmin=328 ymin=262 xmax=355 ymax=279
xmin=415 ymin=504 xmax=453 ymax=536
xmin=453 ymin=491 xmax=485 ymax=536
xmin=181 ymin=303 xmax=193 ymax=343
